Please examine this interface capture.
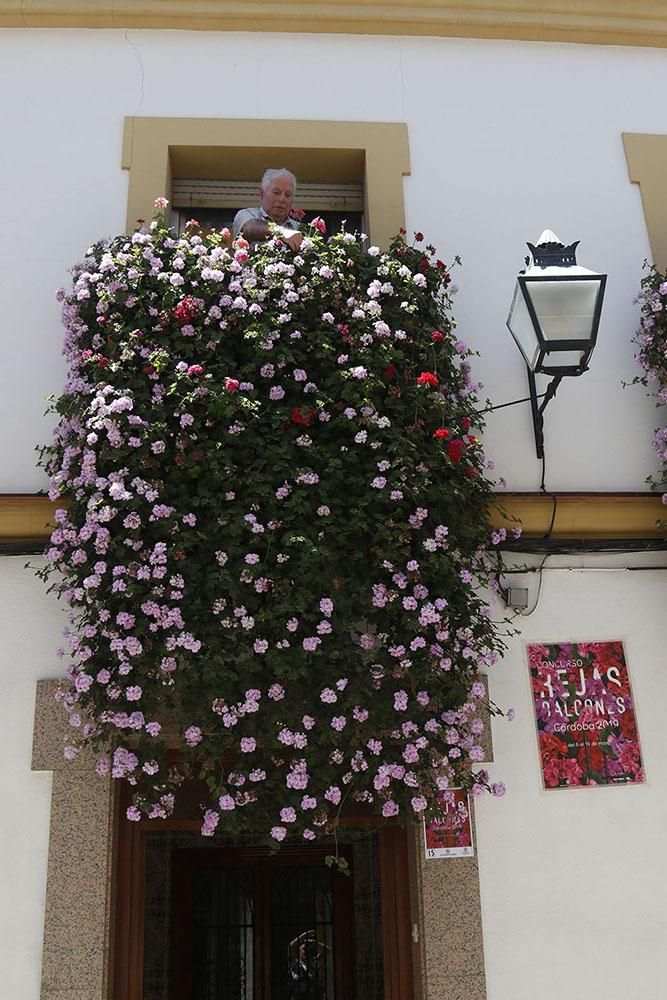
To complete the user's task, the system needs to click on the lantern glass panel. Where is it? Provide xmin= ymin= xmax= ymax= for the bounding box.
xmin=507 ymin=282 xmax=540 ymax=369
xmin=540 ymin=349 xmax=587 ymax=371
xmin=524 ymin=278 xmax=600 ymax=342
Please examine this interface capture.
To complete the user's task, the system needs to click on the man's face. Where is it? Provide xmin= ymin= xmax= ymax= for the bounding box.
xmin=260 ymin=174 xmax=294 ymax=223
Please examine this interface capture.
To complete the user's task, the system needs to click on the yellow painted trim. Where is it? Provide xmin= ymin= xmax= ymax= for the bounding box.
xmin=623 ymin=133 xmax=667 ymax=273
xmin=122 ymin=117 xmax=410 ymax=250
xmin=3 ymin=494 xmax=664 ymax=543
xmin=0 ymin=495 xmax=67 ymax=540
xmin=490 ymin=493 xmax=666 ymax=540
xmin=3 ymin=1 xmax=667 ymax=47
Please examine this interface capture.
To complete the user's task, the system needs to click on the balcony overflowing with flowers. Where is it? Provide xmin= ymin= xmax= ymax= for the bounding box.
xmin=41 ymin=204 xmax=513 ymax=845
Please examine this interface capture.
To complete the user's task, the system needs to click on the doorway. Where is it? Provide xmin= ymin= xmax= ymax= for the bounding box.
xmin=112 ymin=788 xmax=414 ymax=1000
xmin=168 ymin=843 xmax=362 ymax=1000
xmin=139 ymin=831 xmax=386 ymax=1000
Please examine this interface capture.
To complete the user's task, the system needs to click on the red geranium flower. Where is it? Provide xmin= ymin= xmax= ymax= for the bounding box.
xmin=447 ymin=438 xmax=467 ymax=463
xmin=431 ymin=330 xmax=445 ymax=342
xmin=417 ymin=371 xmax=439 ymax=387
xmin=461 ymin=416 xmax=471 ymax=430
xmin=174 ymin=296 xmax=199 ymax=326
xmin=414 ymin=231 xmax=424 ymax=242
xmin=433 ymin=428 xmax=450 ymax=440
xmin=384 ymin=364 xmax=397 ymax=380
xmin=290 ymin=406 xmax=315 ymax=427
xmin=435 ymin=259 xmax=452 ymax=284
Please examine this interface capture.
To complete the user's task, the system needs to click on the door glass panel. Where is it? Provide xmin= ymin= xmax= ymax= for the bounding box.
xmin=192 ymin=867 xmax=254 ymax=1000
xmin=271 ymin=866 xmax=335 ymax=1000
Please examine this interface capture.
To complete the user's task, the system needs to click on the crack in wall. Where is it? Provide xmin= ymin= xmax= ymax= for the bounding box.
xmin=397 ymin=39 xmax=407 ymax=123
xmin=123 ymin=29 xmax=146 ymax=172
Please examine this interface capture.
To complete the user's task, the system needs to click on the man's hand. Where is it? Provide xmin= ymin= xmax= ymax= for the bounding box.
xmin=281 ymin=229 xmax=303 ymax=251
xmin=239 ymin=219 xmax=303 ymax=251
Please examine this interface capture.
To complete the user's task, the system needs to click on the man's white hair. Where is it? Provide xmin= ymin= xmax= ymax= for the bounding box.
xmin=260 ymin=167 xmax=297 ymax=192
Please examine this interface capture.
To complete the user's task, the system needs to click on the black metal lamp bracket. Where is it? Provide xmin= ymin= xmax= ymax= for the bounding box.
xmin=527 ymin=368 xmax=563 ymax=459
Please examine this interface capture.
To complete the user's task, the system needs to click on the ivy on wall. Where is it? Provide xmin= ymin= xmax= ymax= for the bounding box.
xmin=632 ymin=265 xmax=667 ymax=512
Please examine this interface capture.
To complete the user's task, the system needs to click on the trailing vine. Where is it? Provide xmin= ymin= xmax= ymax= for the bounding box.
xmin=631 ymin=264 xmax=667 ymax=513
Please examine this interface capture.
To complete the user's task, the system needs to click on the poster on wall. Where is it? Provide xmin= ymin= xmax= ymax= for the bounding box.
xmin=423 ymin=789 xmax=474 ymax=858
xmin=528 ymin=640 xmax=644 ymax=789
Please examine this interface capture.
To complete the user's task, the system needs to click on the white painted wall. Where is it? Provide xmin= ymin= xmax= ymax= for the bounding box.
xmin=0 ymin=558 xmax=65 ymax=1000
xmin=3 ymin=555 xmax=666 ymax=1000
xmin=0 ymin=28 xmax=664 ymax=492
xmin=475 ymin=555 xmax=667 ymax=1000
xmin=0 ymin=26 xmax=666 ymax=1000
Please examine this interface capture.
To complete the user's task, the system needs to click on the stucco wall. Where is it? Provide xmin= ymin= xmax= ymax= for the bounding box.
xmin=475 ymin=555 xmax=667 ymax=1000
xmin=1 ymin=25 xmax=666 ymax=1000
xmin=0 ymin=28 xmax=664 ymax=492
xmin=0 ymin=559 xmax=65 ymax=1000
xmin=3 ymin=555 xmax=666 ymax=1000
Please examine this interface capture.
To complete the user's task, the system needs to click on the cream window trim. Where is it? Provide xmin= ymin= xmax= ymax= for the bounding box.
xmin=623 ymin=133 xmax=667 ymax=274
xmin=3 ymin=1 xmax=667 ymax=48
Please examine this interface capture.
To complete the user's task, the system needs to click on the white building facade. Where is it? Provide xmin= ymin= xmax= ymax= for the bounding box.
xmin=1 ymin=5 xmax=666 ymax=999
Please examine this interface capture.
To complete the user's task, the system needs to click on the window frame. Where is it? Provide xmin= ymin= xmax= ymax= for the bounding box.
xmin=121 ymin=117 xmax=410 ymax=249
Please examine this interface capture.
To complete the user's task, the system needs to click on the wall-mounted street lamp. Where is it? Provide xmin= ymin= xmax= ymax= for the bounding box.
xmin=506 ymin=230 xmax=607 ymax=459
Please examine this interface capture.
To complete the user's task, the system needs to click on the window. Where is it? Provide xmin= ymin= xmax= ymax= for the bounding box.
xmin=171 ymin=178 xmax=364 ymax=237
xmin=121 ymin=117 xmax=410 ymax=248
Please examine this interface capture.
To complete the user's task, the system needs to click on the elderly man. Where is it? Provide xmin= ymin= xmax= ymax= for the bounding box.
xmin=233 ymin=168 xmax=303 ymax=250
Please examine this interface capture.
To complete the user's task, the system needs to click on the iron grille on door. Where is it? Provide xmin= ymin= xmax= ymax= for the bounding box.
xmin=192 ymin=867 xmax=254 ymax=999
xmin=171 ymin=848 xmax=354 ymax=1000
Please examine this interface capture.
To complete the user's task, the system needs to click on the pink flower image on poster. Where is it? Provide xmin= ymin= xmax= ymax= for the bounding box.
xmin=424 ymin=789 xmax=474 ymax=858
xmin=528 ymin=640 xmax=644 ymax=789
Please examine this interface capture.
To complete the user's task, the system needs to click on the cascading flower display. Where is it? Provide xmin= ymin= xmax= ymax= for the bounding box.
xmin=632 ymin=264 xmax=667 ymax=510
xmin=41 ymin=206 xmax=511 ymax=842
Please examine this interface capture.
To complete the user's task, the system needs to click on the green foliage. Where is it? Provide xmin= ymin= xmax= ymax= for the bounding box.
xmin=41 ymin=214 xmax=510 ymax=842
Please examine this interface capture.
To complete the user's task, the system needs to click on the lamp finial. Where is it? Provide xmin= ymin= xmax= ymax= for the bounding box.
xmin=527 ymin=232 xmax=580 ymax=268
